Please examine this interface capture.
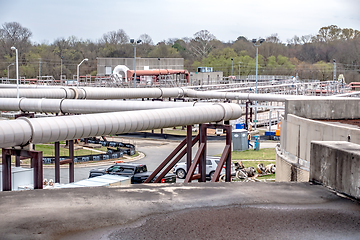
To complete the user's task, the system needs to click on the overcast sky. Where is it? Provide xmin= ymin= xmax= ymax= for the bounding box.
xmin=1 ymin=0 xmax=359 ymax=44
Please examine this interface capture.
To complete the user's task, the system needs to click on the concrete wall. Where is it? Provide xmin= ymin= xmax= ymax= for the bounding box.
xmin=190 ymin=72 xmax=223 ymax=85
xmin=275 ymin=145 xmax=309 ymax=182
xmin=310 ymin=141 xmax=360 ymax=200
xmin=279 ymin=114 xmax=360 ymax=181
xmin=278 ymin=98 xmax=360 ymax=182
xmin=97 ymin=58 xmax=184 ymax=76
xmin=285 ymin=98 xmax=360 ymax=120
xmin=281 ymin=115 xmax=360 ymax=165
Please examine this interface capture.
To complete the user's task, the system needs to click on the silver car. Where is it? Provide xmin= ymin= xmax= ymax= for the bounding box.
xmin=173 ymin=156 xmax=234 ymax=180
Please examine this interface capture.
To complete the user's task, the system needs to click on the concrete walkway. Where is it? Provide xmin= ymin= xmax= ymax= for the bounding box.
xmin=0 ymin=182 xmax=359 ymax=239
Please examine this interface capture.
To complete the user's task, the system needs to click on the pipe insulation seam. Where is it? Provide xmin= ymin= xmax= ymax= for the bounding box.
xmin=0 ymin=104 xmax=241 ymax=148
xmin=69 ymin=87 xmax=79 ymax=99
xmin=60 ymin=87 xmax=68 ymax=99
xmin=18 ymin=97 xmax=25 ymax=112
xmin=215 ymin=103 xmax=234 ymax=121
xmin=159 ymin=88 xmax=163 ymax=99
xmin=59 ymin=98 xmax=66 ymax=114
xmin=15 ymin=117 xmax=34 ymax=145
xmin=78 ymin=88 xmax=86 ymax=99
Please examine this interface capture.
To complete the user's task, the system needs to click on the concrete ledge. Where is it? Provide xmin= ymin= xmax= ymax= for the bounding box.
xmin=285 ymin=98 xmax=360 ymax=120
xmin=310 ymin=141 xmax=360 ymax=199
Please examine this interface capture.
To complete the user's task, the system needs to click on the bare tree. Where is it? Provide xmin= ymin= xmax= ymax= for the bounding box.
xmin=139 ymin=33 xmax=153 ymax=45
xmin=287 ymin=35 xmax=300 ymax=45
xmin=101 ymin=29 xmax=129 ymax=45
xmin=189 ymin=30 xmax=216 ymax=59
xmin=266 ymin=33 xmax=281 ymax=44
xmin=0 ymin=22 xmax=32 ymax=57
xmin=300 ymin=35 xmax=312 ymax=44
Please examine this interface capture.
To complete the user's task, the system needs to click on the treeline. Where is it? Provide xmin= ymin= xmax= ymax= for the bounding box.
xmin=0 ymin=22 xmax=359 ymax=82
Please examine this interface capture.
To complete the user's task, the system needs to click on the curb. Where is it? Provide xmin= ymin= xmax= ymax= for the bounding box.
xmin=16 ymin=151 xmax=146 ymax=169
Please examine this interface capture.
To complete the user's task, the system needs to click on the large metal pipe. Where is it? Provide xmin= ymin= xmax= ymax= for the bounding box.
xmin=0 ymin=103 xmax=241 ymax=148
xmin=0 ymin=87 xmax=77 ymax=99
xmin=0 ymin=98 xmax=209 ymax=114
xmin=0 ymin=87 xmax=349 ymax=102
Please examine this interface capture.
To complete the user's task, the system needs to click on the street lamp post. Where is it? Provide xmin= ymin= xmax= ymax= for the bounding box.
xmin=60 ymin=56 xmax=63 ymax=85
xmin=252 ymin=38 xmax=265 ymax=130
xmin=11 ymin=46 xmax=19 ymax=98
xmin=238 ymin=62 xmax=242 ymax=81
xmin=7 ymin=63 xmax=14 ymax=80
xmin=77 ymin=58 xmax=88 ymax=86
xmin=39 ymin=58 xmax=41 ymax=82
xmin=158 ymin=58 xmax=161 ymax=86
xmin=231 ymin=58 xmax=234 ymax=79
xmin=333 ymin=59 xmax=336 ymax=83
xmin=130 ymin=39 xmax=142 ymax=88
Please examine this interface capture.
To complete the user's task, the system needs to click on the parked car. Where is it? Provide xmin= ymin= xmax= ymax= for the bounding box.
xmin=173 ymin=156 xmax=235 ymax=180
xmin=89 ymin=163 xmax=176 ymax=184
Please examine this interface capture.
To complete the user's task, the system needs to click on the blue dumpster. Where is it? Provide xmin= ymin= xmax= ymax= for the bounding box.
xmin=254 ymin=135 xmax=260 ymax=151
xmin=235 ymin=123 xmax=246 ymax=129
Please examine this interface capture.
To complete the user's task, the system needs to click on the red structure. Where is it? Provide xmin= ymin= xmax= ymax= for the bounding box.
xmin=127 ymin=69 xmax=190 ymax=83
xmin=144 ymin=123 xmax=232 ymax=183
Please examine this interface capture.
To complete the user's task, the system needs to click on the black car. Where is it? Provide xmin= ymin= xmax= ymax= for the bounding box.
xmin=89 ymin=163 xmax=176 ymax=184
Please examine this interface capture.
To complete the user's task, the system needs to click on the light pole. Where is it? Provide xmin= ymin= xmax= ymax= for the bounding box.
xmin=238 ymin=62 xmax=242 ymax=81
xmin=231 ymin=58 xmax=234 ymax=78
xmin=39 ymin=58 xmax=41 ymax=82
xmin=60 ymin=56 xmax=63 ymax=85
xmin=252 ymin=38 xmax=265 ymax=130
xmin=158 ymin=58 xmax=160 ymax=86
xmin=333 ymin=59 xmax=336 ymax=83
xmin=130 ymin=39 xmax=142 ymax=88
xmin=11 ymin=46 xmax=19 ymax=98
xmin=77 ymin=58 xmax=88 ymax=86
xmin=7 ymin=63 xmax=14 ymax=80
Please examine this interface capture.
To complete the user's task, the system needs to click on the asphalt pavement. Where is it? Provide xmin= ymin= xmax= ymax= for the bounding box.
xmin=43 ymin=136 xmax=278 ymax=184
xmin=1 ymin=136 xmax=359 ymax=239
xmin=0 ymin=182 xmax=359 ymax=240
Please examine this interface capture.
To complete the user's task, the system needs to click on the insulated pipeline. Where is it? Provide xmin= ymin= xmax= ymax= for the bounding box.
xmin=0 ymin=98 xmax=209 ymax=114
xmin=0 ymin=87 xmax=335 ymax=102
xmin=0 ymin=103 xmax=241 ymax=148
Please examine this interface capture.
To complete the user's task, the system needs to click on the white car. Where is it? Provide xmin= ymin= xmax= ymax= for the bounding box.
xmin=173 ymin=156 xmax=234 ymax=180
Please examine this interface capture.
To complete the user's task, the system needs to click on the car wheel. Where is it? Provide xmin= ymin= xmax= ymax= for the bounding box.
xmin=209 ymin=171 xmax=215 ymax=180
xmin=176 ymin=169 xmax=186 ymax=179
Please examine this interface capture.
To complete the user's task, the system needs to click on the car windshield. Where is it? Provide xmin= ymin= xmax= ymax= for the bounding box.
xmin=108 ymin=166 xmax=135 ymax=174
xmin=135 ymin=166 xmax=147 ymax=173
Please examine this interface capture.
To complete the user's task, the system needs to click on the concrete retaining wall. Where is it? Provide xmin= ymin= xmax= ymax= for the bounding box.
xmin=278 ymin=98 xmax=360 ymax=182
xmin=275 ymin=145 xmax=309 ymax=182
xmin=310 ymin=141 xmax=360 ymax=200
xmin=280 ymin=114 xmax=360 ymax=170
xmin=285 ymin=98 xmax=360 ymax=120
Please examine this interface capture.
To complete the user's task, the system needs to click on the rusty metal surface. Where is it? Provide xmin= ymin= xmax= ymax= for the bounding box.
xmin=69 ymin=140 xmax=74 ymax=183
xmin=144 ymin=134 xmax=199 ymax=183
xmin=55 ymin=141 xmax=60 ymax=183
xmin=184 ymin=143 xmax=205 ymax=183
xmin=2 ymin=148 xmax=43 ymax=190
xmin=2 ymin=149 xmax=11 ymax=191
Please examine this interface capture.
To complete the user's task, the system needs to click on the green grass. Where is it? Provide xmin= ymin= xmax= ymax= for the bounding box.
xmin=143 ymin=127 xmax=198 ymax=136
xmin=231 ymin=148 xmax=276 ymax=160
xmin=257 ymin=173 xmax=275 ymax=180
xmin=34 ymin=144 xmax=108 ymax=157
xmin=236 ymin=160 xmax=276 ymax=169
xmin=225 ymin=149 xmax=276 ymax=182
xmin=215 ymin=148 xmax=276 ymax=160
